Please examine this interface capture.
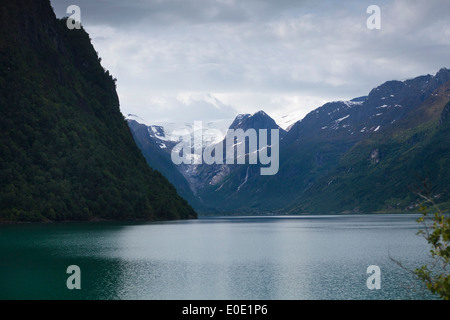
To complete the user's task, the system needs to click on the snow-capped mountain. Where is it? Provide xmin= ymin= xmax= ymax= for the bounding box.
xmin=184 ymin=110 xmax=286 ymax=193
xmin=286 ymin=68 xmax=450 ymax=144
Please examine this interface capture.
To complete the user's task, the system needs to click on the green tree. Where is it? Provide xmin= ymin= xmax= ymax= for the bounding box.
xmin=390 ymin=185 xmax=449 ymax=300
xmin=414 ymin=190 xmax=449 ymax=300
xmin=414 ymin=182 xmax=450 ymax=300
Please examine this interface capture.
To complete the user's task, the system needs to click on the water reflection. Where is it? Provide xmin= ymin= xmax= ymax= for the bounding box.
xmin=0 ymin=215 xmax=438 ymax=300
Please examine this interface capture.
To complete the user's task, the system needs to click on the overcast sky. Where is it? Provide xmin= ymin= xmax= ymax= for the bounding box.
xmin=50 ymin=0 xmax=450 ymax=124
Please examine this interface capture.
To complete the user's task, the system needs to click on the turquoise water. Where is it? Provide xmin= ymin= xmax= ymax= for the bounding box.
xmin=0 ymin=214 xmax=438 ymax=300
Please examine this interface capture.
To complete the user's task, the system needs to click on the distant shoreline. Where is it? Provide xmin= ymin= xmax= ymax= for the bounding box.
xmin=194 ymin=210 xmax=424 ymax=217
xmin=3 ymin=210 xmax=441 ymax=225
xmin=0 ymin=215 xmax=197 ymax=225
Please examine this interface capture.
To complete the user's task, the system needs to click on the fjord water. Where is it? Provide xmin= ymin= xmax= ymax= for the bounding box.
xmin=0 ymin=214 xmax=437 ymax=300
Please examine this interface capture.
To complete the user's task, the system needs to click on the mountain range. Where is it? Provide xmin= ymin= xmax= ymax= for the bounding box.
xmin=4 ymin=1 xmax=447 ymax=220
xmin=128 ymin=68 xmax=450 ymax=214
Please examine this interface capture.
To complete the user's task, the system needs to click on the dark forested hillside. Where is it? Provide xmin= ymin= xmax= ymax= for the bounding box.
xmin=0 ymin=0 xmax=196 ymax=222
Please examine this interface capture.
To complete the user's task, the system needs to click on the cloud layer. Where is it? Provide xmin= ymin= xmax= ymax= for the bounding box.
xmin=50 ymin=0 xmax=450 ymax=123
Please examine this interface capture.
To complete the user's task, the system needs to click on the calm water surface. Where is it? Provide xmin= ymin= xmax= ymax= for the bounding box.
xmin=0 ymin=214 xmax=438 ymax=300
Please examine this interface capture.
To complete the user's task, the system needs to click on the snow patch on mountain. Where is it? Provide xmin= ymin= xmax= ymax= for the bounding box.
xmin=274 ymin=110 xmax=304 ymax=131
xmin=335 ymin=115 xmax=350 ymax=123
xmin=126 ymin=114 xmax=234 ymax=148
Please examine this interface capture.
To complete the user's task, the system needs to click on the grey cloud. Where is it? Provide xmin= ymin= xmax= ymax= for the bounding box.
xmin=51 ymin=0 xmax=256 ymax=27
xmin=50 ymin=0 xmax=324 ymax=28
xmin=125 ymin=93 xmax=239 ymax=123
xmin=49 ymin=0 xmax=450 ymax=123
